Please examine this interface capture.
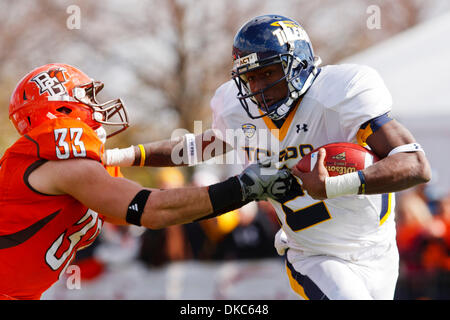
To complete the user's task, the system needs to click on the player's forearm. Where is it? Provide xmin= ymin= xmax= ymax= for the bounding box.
xmin=134 ymin=139 xmax=183 ymax=167
xmin=142 ymin=177 xmax=246 ymax=229
xmin=105 ymin=137 xmax=185 ymax=167
xmin=105 ymin=130 xmax=230 ymax=167
xmin=361 ymin=151 xmax=431 ymax=194
xmin=140 ymin=163 xmax=294 ymax=229
xmin=294 ymin=148 xmax=431 ymax=200
xmin=142 ymin=187 xmax=213 ymax=228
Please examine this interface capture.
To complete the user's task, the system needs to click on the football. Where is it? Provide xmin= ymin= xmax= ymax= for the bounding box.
xmin=296 ymin=142 xmax=379 ymax=176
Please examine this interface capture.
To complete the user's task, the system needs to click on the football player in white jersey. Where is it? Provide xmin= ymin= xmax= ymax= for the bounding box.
xmin=105 ymin=15 xmax=431 ymax=300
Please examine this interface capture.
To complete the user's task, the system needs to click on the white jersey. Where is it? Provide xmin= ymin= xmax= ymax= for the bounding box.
xmin=210 ymin=64 xmax=397 ymax=262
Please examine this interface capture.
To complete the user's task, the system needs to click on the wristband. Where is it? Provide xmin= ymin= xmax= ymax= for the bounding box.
xmin=194 ymin=176 xmax=249 ymax=222
xmin=184 ymin=134 xmax=198 ymax=166
xmin=357 ymin=170 xmax=366 ymax=194
xmin=325 ymin=172 xmax=361 ymax=199
xmin=138 ymin=144 xmax=146 ymax=167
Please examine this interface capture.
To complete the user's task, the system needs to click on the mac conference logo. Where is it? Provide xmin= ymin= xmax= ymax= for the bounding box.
xmin=241 ymin=123 xmax=256 ymax=139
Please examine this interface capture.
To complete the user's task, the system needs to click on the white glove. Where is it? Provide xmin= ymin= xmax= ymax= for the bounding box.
xmin=274 ymin=228 xmax=289 ymax=256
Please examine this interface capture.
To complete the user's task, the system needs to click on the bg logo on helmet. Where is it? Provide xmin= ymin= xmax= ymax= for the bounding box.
xmin=30 ymin=68 xmax=68 ymax=97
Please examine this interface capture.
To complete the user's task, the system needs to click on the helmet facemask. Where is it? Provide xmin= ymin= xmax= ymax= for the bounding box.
xmin=233 ymin=53 xmax=309 ymax=120
xmin=73 ymin=81 xmax=129 ymax=138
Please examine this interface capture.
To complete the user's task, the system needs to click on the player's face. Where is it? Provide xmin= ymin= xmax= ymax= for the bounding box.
xmin=245 ymin=63 xmax=288 ymax=108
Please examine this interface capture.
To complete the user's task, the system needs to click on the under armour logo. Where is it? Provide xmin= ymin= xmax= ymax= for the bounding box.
xmin=296 ymin=123 xmax=308 ymax=133
xmin=128 ymin=204 xmax=139 ymax=212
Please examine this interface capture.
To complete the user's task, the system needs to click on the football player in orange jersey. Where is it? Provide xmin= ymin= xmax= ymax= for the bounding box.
xmin=0 ymin=63 xmax=293 ymax=300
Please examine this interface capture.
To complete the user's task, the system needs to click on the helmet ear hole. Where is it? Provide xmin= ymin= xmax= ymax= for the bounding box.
xmin=56 ymin=106 xmax=72 ymax=115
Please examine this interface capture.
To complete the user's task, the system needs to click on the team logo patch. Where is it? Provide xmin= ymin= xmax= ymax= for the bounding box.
xmin=242 ymin=123 xmax=256 ymax=139
xmin=30 ymin=67 xmax=68 ymax=97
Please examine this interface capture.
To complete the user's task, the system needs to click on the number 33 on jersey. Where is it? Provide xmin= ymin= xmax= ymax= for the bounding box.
xmin=27 ymin=117 xmax=104 ymax=162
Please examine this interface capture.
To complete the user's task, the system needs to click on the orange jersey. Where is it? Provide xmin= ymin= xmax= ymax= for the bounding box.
xmin=0 ymin=118 xmax=118 ymax=300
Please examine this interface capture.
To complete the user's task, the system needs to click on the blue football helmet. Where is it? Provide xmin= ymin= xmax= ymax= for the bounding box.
xmin=232 ymin=15 xmax=321 ymax=120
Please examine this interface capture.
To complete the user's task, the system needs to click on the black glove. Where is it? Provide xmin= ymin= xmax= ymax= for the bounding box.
xmin=237 ymin=159 xmax=294 ymax=201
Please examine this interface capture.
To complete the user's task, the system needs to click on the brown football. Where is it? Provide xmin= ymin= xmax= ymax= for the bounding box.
xmin=296 ymin=142 xmax=379 ymax=176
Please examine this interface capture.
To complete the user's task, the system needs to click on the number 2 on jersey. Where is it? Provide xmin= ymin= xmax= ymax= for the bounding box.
xmin=54 ymin=128 xmax=86 ymax=159
xmin=278 ymin=178 xmax=332 ymax=232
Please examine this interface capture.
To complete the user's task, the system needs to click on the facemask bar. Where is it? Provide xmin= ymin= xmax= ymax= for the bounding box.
xmin=73 ymin=81 xmax=129 ymax=138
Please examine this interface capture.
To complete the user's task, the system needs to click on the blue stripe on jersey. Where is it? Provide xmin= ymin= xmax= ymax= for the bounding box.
xmin=285 ymin=258 xmax=329 ymax=300
xmin=357 ymin=113 xmax=393 ymax=146
xmin=360 ymin=112 xmax=392 ymax=132
xmin=379 ymin=193 xmax=392 ymax=226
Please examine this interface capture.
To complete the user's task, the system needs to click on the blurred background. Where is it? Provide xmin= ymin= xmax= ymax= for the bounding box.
xmin=1 ymin=0 xmax=449 ymax=300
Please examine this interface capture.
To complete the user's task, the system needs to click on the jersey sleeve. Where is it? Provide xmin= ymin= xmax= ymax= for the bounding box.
xmin=330 ymin=65 xmax=392 ymax=143
xmin=210 ymin=82 xmax=229 ymax=140
xmin=356 ymin=112 xmax=393 ymax=146
xmin=210 ymin=81 xmax=240 ymax=146
xmin=26 ymin=118 xmax=104 ymax=162
xmin=105 ymin=165 xmax=124 ymax=178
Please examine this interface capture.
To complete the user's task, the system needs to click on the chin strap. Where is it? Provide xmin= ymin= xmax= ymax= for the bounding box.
xmin=268 ymin=100 xmax=294 ymax=120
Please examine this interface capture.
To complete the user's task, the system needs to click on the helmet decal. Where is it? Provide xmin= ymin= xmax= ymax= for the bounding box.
xmin=30 ymin=67 xmax=68 ymax=97
xmin=271 ymin=21 xmax=310 ymax=47
xmin=232 ymin=53 xmax=259 ymax=72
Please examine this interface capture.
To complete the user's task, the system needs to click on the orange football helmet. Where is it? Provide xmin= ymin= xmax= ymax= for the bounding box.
xmin=9 ymin=63 xmax=129 ymax=137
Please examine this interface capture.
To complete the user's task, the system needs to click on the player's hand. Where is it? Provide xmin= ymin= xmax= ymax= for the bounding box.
xmin=237 ymin=159 xmax=294 ymax=201
xmin=291 ymin=148 xmax=329 ymax=200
